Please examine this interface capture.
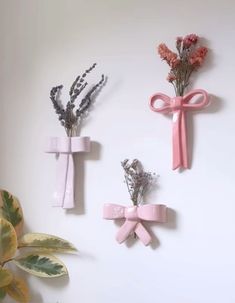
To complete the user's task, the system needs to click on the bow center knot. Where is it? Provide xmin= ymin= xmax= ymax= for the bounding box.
xmin=170 ymin=97 xmax=184 ymax=111
xmin=125 ymin=206 xmax=139 ymax=221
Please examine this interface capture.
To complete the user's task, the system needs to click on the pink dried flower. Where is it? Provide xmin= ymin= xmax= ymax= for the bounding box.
xmin=183 ymin=34 xmax=198 ymax=48
xmin=167 ymin=73 xmax=176 ymax=82
xmin=158 ymin=44 xmax=179 ymax=68
xmin=189 ymin=46 xmax=208 ymax=66
xmin=157 ymin=34 xmax=208 ymax=96
xmin=176 ymin=36 xmax=183 ymax=46
xmin=176 ymin=36 xmax=183 ymax=43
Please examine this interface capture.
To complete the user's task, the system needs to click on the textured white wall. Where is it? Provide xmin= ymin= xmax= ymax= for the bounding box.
xmin=0 ymin=0 xmax=235 ymax=302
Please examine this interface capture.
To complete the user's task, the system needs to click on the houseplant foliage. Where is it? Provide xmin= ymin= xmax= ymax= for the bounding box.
xmin=0 ymin=190 xmax=77 ymax=303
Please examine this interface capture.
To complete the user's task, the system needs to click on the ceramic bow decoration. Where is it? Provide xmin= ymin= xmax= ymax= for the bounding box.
xmin=46 ymin=64 xmax=105 ymax=208
xmin=103 ymin=159 xmax=167 ymax=246
xmin=149 ymin=34 xmax=210 ymax=170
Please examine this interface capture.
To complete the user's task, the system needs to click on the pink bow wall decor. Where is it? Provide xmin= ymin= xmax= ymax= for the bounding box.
xmin=103 ymin=203 xmax=167 ymax=246
xmin=47 ymin=65 xmax=105 ymax=209
xmin=45 ymin=136 xmax=90 ymax=209
xmin=103 ymin=159 xmax=168 ymax=246
xmin=151 ymin=34 xmax=211 ymax=170
xmin=150 ymin=89 xmax=209 ymax=170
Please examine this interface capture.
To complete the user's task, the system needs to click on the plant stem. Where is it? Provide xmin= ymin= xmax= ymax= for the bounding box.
xmin=1 ymin=258 xmax=13 ymax=267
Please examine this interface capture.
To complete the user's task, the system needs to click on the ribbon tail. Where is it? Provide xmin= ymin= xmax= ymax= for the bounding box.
xmin=63 ymin=154 xmax=75 ymax=209
xmin=52 ymin=153 xmax=69 ymax=207
xmin=116 ymin=221 xmax=137 ymax=244
xmin=172 ymin=110 xmax=182 ymax=170
xmin=181 ymin=111 xmax=189 ymax=169
xmin=135 ymin=222 xmax=152 ymax=246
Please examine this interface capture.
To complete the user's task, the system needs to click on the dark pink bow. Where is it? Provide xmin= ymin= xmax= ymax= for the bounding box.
xmin=103 ymin=203 xmax=167 ymax=246
xmin=150 ymin=89 xmax=209 ymax=170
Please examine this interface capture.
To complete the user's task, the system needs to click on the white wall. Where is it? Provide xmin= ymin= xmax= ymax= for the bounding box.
xmin=1 ymin=0 xmax=235 ymax=302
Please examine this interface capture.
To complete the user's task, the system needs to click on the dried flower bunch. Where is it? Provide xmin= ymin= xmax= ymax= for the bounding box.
xmin=121 ymin=159 xmax=155 ymax=206
xmin=158 ymin=34 xmax=208 ymax=96
xmin=50 ymin=63 xmax=105 ymax=137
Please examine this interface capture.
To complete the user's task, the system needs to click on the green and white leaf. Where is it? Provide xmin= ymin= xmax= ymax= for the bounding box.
xmin=0 ymin=267 xmax=13 ymax=287
xmin=0 ymin=288 xmax=6 ymax=300
xmin=5 ymin=276 xmax=29 ymax=303
xmin=0 ymin=218 xmax=17 ymax=263
xmin=18 ymin=233 xmax=77 ymax=253
xmin=13 ymin=253 xmax=68 ymax=278
xmin=0 ymin=190 xmax=23 ymax=236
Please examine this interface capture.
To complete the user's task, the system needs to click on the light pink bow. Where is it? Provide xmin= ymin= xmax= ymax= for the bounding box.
xmin=45 ymin=136 xmax=90 ymax=209
xmin=150 ymin=89 xmax=209 ymax=170
xmin=103 ymin=203 xmax=167 ymax=246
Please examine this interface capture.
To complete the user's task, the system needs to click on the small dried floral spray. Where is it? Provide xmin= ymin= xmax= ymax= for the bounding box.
xmin=121 ymin=159 xmax=156 ymax=206
xmin=50 ymin=63 xmax=105 ymax=137
xmin=158 ymin=34 xmax=208 ymax=96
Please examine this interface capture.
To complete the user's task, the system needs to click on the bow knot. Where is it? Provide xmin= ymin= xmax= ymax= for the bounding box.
xmin=125 ymin=206 xmax=139 ymax=221
xmin=170 ymin=96 xmax=184 ymax=111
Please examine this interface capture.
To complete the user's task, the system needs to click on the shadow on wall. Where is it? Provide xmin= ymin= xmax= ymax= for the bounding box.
xmin=30 ymin=274 xmax=69 ymax=303
xmin=187 ymin=94 xmax=223 ymax=170
xmin=66 ymin=141 xmax=102 ymax=215
xmin=127 ymin=207 xmax=177 ymax=249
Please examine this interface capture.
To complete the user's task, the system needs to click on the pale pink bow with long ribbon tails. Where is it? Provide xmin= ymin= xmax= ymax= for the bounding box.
xmin=150 ymin=89 xmax=209 ymax=170
xmin=103 ymin=203 xmax=167 ymax=246
xmin=45 ymin=136 xmax=90 ymax=209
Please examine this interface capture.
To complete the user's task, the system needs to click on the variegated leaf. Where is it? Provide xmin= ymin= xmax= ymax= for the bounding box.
xmin=0 ymin=218 xmax=17 ymax=263
xmin=5 ymin=277 xmax=29 ymax=303
xmin=0 ymin=267 xmax=13 ymax=287
xmin=0 ymin=190 xmax=23 ymax=237
xmin=0 ymin=288 xmax=6 ymax=300
xmin=13 ymin=253 xmax=68 ymax=278
xmin=18 ymin=233 xmax=77 ymax=253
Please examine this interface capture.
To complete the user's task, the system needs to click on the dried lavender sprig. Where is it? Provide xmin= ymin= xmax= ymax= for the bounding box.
xmin=70 ymin=82 xmax=88 ymax=103
xmin=76 ymin=74 xmax=105 ymax=118
xmin=50 ymin=64 xmax=105 ymax=136
xmin=121 ymin=159 xmax=155 ymax=205
xmin=69 ymin=63 xmax=97 ymax=100
xmin=69 ymin=75 xmax=80 ymax=97
xmin=50 ymin=85 xmax=65 ymax=123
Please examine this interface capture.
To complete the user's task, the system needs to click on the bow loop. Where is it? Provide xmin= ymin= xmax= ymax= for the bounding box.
xmin=182 ymin=89 xmax=209 ymax=109
xmin=149 ymin=93 xmax=172 ymax=113
xmin=103 ymin=203 xmax=125 ymax=219
xmin=138 ymin=204 xmax=167 ymax=222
